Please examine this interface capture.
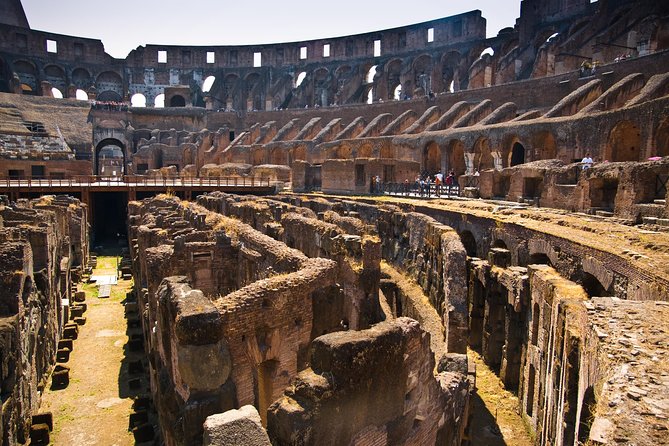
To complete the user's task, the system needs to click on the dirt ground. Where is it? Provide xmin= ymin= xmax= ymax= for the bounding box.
xmin=468 ymin=349 xmax=534 ymax=446
xmin=40 ymin=255 xmax=136 ymax=446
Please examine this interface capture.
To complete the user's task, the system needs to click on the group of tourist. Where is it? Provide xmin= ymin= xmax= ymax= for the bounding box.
xmin=415 ymin=171 xmax=458 ymax=197
xmin=91 ymin=101 xmax=128 ymax=111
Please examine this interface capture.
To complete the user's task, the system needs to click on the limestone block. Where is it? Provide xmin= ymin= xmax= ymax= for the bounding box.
xmin=203 ymin=405 xmax=271 ymax=446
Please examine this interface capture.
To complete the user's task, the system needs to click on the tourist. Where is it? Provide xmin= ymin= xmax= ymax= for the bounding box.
xmin=434 ymin=174 xmax=441 ymax=197
xmin=445 ymin=171 xmax=455 ymax=195
xmin=581 ymin=152 xmax=593 ymax=169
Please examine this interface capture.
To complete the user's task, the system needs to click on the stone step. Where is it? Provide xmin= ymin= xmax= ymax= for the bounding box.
xmin=654 ymin=199 xmax=666 ymax=205
xmin=595 ymin=210 xmax=614 ymax=217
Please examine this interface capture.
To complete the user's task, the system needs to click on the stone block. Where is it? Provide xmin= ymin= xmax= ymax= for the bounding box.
xmin=73 ymin=291 xmax=86 ymax=302
xmin=488 ymin=247 xmax=511 ymax=268
xmin=51 ymin=365 xmax=70 ymax=389
xmin=29 ymin=423 xmax=49 ymax=446
xmin=129 ymin=410 xmax=149 ymax=428
xmin=132 ymin=423 xmax=154 ymax=443
xmin=56 ymin=348 xmax=70 ymax=363
xmin=203 ymin=405 xmax=271 ymax=446
xmin=31 ymin=413 xmax=53 ymax=431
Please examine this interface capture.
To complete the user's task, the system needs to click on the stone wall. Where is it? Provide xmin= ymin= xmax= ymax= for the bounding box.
xmin=0 ymin=195 xmax=88 ymax=445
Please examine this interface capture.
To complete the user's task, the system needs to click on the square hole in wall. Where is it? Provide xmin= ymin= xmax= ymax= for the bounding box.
xmin=323 ymin=44 xmax=330 ymax=57
xmin=300 ymin=46 xmax=307 ymax=60
xmin=427 ymin=28 xmax=434 ymax=43
xmin=374 ymin=39 xmax=381 ymax=57
xmin=254 ymin=52 xmax=262 ymax=67
xmin=46 ymin=39 xmax=57 ymax=53
xmin=207 ymin=51 xmax=215 ymax=63
xmin=158 ymin=50 xmax=167 ymax=63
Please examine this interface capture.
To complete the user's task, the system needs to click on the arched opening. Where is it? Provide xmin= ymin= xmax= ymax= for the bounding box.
xmin=447 ymin=139 xmax=466 ymax=175
xmin=366 ymin=65 xmax=378 ymax=84
xmin=72 ymin=68 xmax=92 ymax=90
xmin=655 ymin=118 xmax=669 ymax=157
xmin=493 ymin=239 xmax=507 ymax=249
xmin=532 ymin=131 xmax=557 ymax=160
xmin=169 ymin=95 xmax=186 ymax=107
xmin=480 ymin=47 xmax=495 ymax=58
xmin=510 ymin=142 xmax=525 ymax=166
xmin=75 ymin=89 xmax=88 ymax=100
xmin=474 ymin=137 xmax=494 ymax=171
xmin=393 ymin=84 xmax=402 ymax=100
xmin=581 ymin=272 xmax=608 ymax=297
xmin=459 ymin=230 xmax=477 ymax=257
xmin=96 ymin=71 xmax=123 ymax=101
xmin=50 ymin=87 xmax=63 ymax=98
xmin=154 ymin=93 xmax=165 ymax=108
xmin=367 ymin=89 xmax=373 ymax=104
xmin=358 ymin=144 xmax=373 ymax=158
xmin=606 ymin=121 xmax=641 ymax=162
xmin=424 ymin=141 xmax=441 ymax=174
xmin=529 ymin=252 xmax=551 ymax=266
xmin=44 ymin=65 xmax=67 ymax=93
xmin=202 ymin=75 xmax=215 ymax=93
xmin=95 ymin=139 xmax=125 ymax=177
xmin=130 ymin=93 xmax=146 ymax=107
xmin=295 ymin=71 xmax=307 ymax=88
xmin=578 ymin=386 xmax=596 ymax=443
xmin=14 ymin=60 xmax=38 ymax=94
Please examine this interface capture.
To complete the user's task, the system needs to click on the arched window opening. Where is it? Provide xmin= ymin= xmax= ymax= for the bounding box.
xmin=480 ymin=47 xmax=494 ymax=58
xmin=367 ymin=89 xmax=373 ymax=104
xmin=449 ymin=80 xmax=455 ymax=93
xmin=131 ymin=93 xmax=146 ymax=107
xmin=75 ymin=89 xmax=88 ymax=100
xmin=97 ymin=144 xmax=124 ymax=178
xmin=154 ymin=94 xmax=165 ymax=108
xmin=511 ymin=142 xmax=526 ymax=166
xmin=366 ymin=65 xmax=377 ymax=84
xmin=202 ymin=75 xmax=215 ymax=93
xmin=493 ymin=239 xmax=508 ymax=250
xmin=393 ymin=84 xmax=402 ymax=101
xmin=581 ymin=272 xmax=608 ymax=298
xmin=607 ymin=121 xmax=641 ymax=162
xmin=170 ymin=95 xmax=186 ymax=107
xmin=424 ymin=141 xmax=441 ymax=174
xmin=51 ymin=87 xmax=63 ymax=98
xmin=295 ymin=72 xmax=307 ymax=88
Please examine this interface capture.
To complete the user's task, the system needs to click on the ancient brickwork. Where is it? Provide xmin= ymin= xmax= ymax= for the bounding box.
xmin=0 ymin=195 xmax=88 ymax=445
xmin=267 ymin=318 xmax=470 ymax=446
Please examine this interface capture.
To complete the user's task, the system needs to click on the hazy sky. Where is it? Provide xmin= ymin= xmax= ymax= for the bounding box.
xmin=21 ymin=0 xmax=521 ymax=59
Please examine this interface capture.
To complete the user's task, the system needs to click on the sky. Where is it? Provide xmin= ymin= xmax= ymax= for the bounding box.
xmin=21 ymin=0 xmax=521 ymax=59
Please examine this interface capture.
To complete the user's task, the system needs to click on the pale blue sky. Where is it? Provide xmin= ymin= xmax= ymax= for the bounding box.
xmin=21 ymin=0 xmax=521 ymax=59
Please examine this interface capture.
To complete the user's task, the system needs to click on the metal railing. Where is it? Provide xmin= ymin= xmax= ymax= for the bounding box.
xmin=378 ymin=182 xmax=461 ymax=198
xmin=0 ymin=176 xmax=273 ymax=188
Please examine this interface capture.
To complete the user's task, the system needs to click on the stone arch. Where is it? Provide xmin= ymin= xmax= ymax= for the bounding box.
xmin=510 ymin=141 xmax=526 ymax=166
xmin=474 ymin=137 xmax=494 ymax=171
xmin=291 ymin=146 xmax=306 ymax=162
xmin=270 ymin=147 xmax=287 ymax=165
xmin=439 ymin=51 xmax=461 ymax=93
xmin=169 ymin=95 xmax=186 ymax=107
xmin=223 ymin=74 xmax=240 ymax=109
xmin=244 ymin=72 xmax=262 ymax=110
xmin=44 ymin=64 xmax=67 ymax=93
xmin=447 ymin=139 xmax=466 ymax=175
xmin=384 ymin=58 xmax=403 ymax=100
xmin=335 ymin=144 xmax=351 ymax=160
xmin=96 ymin=71 xmax=123 ymax=101
xmin=358 ymin=143 xmax=373 ymax=158
xmin=424 ymin=141 xmax=441 ymax=174
xmin=13 ymin=59 xmax=38 ymax=93
xmin=131 ymin=93 xmax=146 ymax=107
xmin=581 ymin=272 xmax=609 ymax=298
xmin=380 ymin=144 xmax=393 ymax=159
xmin=313 ymin=67 xmax=331 ymax=106
xmin=412 ymin=54 xmax=433 ymax=96
xmin=95 ymin=138 xmax=125 ymax=177
xmin=71 ymin=67 xmax=92 ymax=89
xmin=654 ymin=117 xmax=669 ymax=157
xmin=606 ymin=120 xmax=641 ymax=162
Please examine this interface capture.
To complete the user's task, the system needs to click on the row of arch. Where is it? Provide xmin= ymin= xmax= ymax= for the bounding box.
xmin=420 ymin=119 xmax=669 ymax=175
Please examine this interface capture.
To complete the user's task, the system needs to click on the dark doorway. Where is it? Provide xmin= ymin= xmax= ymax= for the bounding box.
xmin=170 ymin=95 xmax=186 ymax=107
xmin=511 ymin=142 xmax=525 ymax=166
xmin=581 ymin=272 xmax=608 ymax=297
xmin=91 ymin=192 xmax=128 ymax=245
xmin=460 ymin=230 xmax=478 ymax=257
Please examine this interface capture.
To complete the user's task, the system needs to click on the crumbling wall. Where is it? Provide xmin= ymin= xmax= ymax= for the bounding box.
xmin=0 ymin=196 xmax=88 ymax=446
xmin=267 ymin=318 xmax=470 ymax=446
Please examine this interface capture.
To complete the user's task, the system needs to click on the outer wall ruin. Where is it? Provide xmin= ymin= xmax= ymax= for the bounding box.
xmin=0 ymin=195 xmax=88 ymax=445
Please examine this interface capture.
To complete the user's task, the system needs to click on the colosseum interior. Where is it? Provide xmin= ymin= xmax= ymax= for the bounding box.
xmin=1 ymin=0 xmax=669 ymax=444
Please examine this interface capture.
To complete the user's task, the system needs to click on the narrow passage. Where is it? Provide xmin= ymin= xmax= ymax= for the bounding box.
xmin=468 ymin=349 xmax=534 ymax=446
xmin=41 ymin=254 xmax=135 ymax=445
